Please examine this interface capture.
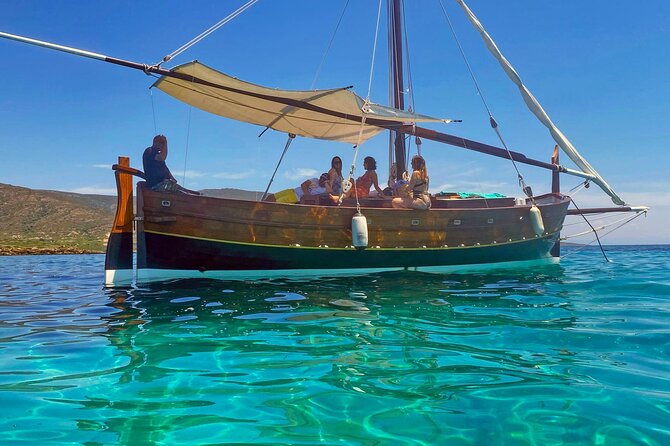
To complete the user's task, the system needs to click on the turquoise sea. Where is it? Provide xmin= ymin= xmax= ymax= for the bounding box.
xmin=0 ymin=246 xmax=669 ymax=445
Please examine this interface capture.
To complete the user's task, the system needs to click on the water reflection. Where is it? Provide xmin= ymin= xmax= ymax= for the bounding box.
xmin=46 ymin=266 xmax=585 ymax=443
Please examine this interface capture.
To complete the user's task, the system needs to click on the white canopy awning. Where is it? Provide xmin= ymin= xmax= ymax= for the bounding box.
xmin=153 ymin=61 xmax=451 ymax=144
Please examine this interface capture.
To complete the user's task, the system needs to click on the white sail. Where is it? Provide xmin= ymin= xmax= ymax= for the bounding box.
xmin=154 ymin=61 xmax=451 ymax=145
xmin=455 ymin=0 xmax=626 ymax=206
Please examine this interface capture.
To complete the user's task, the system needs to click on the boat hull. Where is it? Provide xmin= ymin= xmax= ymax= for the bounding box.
xmin=131 ymin=184 xmax=570 ymax=282
xmin=143 ymin=229 xmax=559 ymax=270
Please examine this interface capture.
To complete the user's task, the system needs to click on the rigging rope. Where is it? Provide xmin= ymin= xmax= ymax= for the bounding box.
xmin=438 ymin=0 xmax=535 ymax=203
xmin=340 ymin=107 xmax=369 ymax=208
xmin=150 ymin=88 xmax=158 ymax=133
xmin=562 ymin=211 xmax=644 ymax=236
xmin=401 ymin=1 xmax=415 ymax=120
xmin=562 ymin=211 xmax=627 ymax=228
xmin=261 ymin=133 xmax=295 ymax=201
xmin=367 ymin=0 xmax=384 ymax=99
xmin=311 ymin=0 xmax=351 ymax=89
xmin=181 ymin=106 xmax=193 ymax=186
xmin=387 ymin=1 xmax=394 ymax=183
xmin=568 ymin=180 xmax=590 ymax=196
xmin=569 ymin=199 xmax=610 ymax=262
xmin=340 ymin=0 xmax=383 ymax=209
xmin=561 ymin=210 xmax=646 ymax=259
xmin=156 ymin=0 xmax=259 ymax=66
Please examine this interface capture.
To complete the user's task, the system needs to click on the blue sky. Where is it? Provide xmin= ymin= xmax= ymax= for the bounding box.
xmin=1 ymin=1 xmax=668 ymax=244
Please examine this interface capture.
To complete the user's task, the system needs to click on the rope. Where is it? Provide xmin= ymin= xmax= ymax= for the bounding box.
xmin=569 ymin=199 xmax=610 ymax=262
xmin=401 ymin=0 xmax=416 ymax=119
xmin=339 ymin=0 xmax=383 ymax=209
xmin=156 ymin=0 xmax=259 ymax=66
xmin=561 ymin=215 xmax=644 ymax=233
xmin=438 ymin=0 xmax=535 ymax=204
xmin=367 ymin=0 xmax=384 ymax=99
xmin=311 ymin=0 xmax=350 ymax=89
xmin=150 ymin=88 xmax=158 ymax=133
xmin=387 ymin=0 xmax=395 ymax=183
xmin=340 ymin=113 xmax=367 ymax=206
xmin=561 ymin=210 xmax=647 ymax=259
xmin=261 ymin=133 xmax=295 ymax=201
xmin=562 ymin=211 xmax=625 ymax=228
xmin=181 ymin=106 xmax=193 ymax=186
xmin=568 ymin=180 xmax=590 ymax=196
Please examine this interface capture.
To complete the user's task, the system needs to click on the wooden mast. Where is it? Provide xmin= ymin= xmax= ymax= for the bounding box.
xmin=390 ymin=0 xmax=407 ymax=180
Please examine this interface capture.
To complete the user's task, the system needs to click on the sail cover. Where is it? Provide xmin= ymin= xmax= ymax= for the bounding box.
xmin=153 ymin=61 xmax=449 ymax=144
xmin=456 ymin=0 xmax=625 ymax=206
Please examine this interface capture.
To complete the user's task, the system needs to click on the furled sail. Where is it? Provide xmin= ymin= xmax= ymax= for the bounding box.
xmin=455 ymin=0 xmax=626 ymax=206
xmin=153 ymin=61 xmax=450 ymax=145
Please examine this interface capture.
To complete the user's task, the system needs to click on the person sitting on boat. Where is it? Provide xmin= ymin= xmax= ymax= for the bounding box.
xmin=392 ymin=155 xmax=431 ymax=210
xmin=142 ymin=135 xmax=200 ymax=195
xmin=268 ymin=173 xmax=332 ymax=203
xmin=341 ymin=156 xmax=384 ymax=200
xmin=328 ymin=156 xmax=344 ymax=195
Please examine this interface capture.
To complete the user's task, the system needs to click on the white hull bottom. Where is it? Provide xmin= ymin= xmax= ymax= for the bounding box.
xmin=111 ymin=257 xmax=561 ymax=285
xmin=104 ymin=269 xmax=134 ymax=287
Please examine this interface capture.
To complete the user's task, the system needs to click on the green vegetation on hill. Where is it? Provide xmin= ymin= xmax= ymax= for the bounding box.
xmin=0 ymin=183 xmax=116 ymax=254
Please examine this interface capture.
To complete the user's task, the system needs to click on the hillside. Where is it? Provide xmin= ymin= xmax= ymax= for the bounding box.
xmin=0 ymin=183 xmax=117 ymax=254
xmin=0 ymin=183 xmax=264 ymax=255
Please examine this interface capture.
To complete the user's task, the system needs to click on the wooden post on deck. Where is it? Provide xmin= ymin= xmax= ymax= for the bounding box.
xmin=104 ymin=156 xmax=134 ymax=286
xmin=550 ymin=146 xmax=561 ymax=257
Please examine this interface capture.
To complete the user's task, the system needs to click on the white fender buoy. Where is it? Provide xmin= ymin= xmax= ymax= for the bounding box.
xmin=352 ymin=212 xmax=368 ymax=249
xmin=529 ymin=205 xmax=545 ymax=236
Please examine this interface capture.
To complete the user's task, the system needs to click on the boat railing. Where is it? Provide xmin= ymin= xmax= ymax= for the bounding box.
xmin=112 ymin=163 xmax=145 ymax=179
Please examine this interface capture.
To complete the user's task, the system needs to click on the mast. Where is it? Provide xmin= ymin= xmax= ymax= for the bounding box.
xmin=390 ymin=0 xmax=406 ymax=180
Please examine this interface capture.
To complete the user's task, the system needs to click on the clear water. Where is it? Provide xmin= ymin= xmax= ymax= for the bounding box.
xmin=0 ymin=246 xmax=669 ymax=445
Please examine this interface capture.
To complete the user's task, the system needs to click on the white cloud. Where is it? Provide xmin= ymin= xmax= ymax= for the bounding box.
xmin=92 ymin=164 xmax=112 ymax=169
xmin=213 ymin=169 xmax=256 ymax=180
xmin=450 ymin=167 xmax=484 ymax=179
xmin=459 ymin=180 xmax=509 ymax=190
xmin=69 ymin=186 xmax=116 ymax=195
xmin=433 ymin=183 xmax=456 ymax=192
xmin=283 ymin=168 xmax=318 ymax=180
xmin=612 ymin=180 xmax=670 ymax=193
xmin=180 ymin=170 xmax=207 ymax=179
xmin=567 ymin=191 xmax=670 ymax=208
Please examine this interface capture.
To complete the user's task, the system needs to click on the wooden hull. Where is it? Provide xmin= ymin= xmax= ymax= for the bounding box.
xmin=132 ymin=184 xmax=570 ymax=281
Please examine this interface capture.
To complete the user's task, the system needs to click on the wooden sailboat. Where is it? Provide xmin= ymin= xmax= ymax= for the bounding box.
xmin=0 ymin=1 xmax=647 ymax=285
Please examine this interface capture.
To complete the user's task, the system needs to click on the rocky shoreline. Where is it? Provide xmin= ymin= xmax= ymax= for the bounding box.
xmin=0 ymin=247 xmax=105 ymax=256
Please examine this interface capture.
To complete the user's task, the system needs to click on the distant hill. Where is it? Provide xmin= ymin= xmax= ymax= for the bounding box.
xmin=0 ymin=183 xmax=117 ymax=254
xmin=0 ymin=183 xmax=264 ymax=255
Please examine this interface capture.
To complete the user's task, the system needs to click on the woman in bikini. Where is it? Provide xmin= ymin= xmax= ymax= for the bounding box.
xmin=392 ymin=155 xmax=431 ymax=209
xmin=343 ymin=156 xmax=384 ymax=199
xmin=328 ymin=156 xmax=344 ymax=195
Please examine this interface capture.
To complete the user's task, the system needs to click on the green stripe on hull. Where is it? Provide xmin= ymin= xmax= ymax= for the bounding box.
xmin=144 ymin=230 xmax=559 ymax=271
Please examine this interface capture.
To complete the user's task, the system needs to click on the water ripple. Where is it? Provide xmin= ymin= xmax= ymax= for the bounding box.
xmin=0 ymin=248 xmax=668 ymax=444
